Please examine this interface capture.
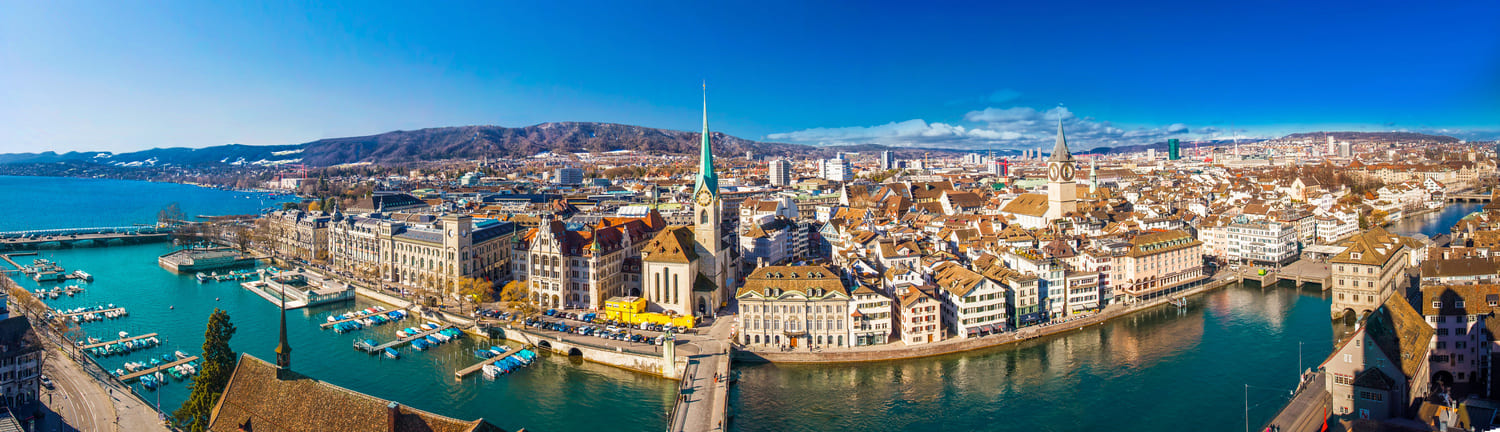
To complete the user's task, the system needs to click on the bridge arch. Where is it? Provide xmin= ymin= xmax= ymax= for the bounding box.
xmin=567 ymin=347 xmax=583 ymax=357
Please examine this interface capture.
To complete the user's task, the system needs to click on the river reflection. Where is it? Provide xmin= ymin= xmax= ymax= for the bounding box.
xmin=729 ymin=283 xmax=1335 ymax=432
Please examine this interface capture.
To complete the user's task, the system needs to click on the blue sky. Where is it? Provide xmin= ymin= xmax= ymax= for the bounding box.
xmin=1 ymin=1 xmax=1497 ymax=153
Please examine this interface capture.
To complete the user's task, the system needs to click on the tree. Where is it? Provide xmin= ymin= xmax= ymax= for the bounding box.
xmin=158 ymin=202 xmax=186 ymax=226
xmin=457 ymin=277 xmax=495 ymax=305
xmin=498 ymin=280 xmax=534 ymax=315
xmin=1370 ymin=210 xmax=1389 ymax=227
xmin=307 ymin=200 xmax=323 ymax=212
xmin=173 ymin=309 xmax=237 ymax=432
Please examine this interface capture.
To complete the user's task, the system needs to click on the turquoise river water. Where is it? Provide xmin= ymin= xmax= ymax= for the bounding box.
xmin=0 ymin=175 xmax=1481 ymax=432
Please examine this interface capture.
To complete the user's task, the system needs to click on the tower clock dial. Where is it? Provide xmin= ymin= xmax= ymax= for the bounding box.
xmin=1061 ymin=164 xmax=1074 ymax=181
xmin=1048 ymin=165 xmax=1059 ymax=181
xmin=696 ymin=190 xmax=714 ymax=206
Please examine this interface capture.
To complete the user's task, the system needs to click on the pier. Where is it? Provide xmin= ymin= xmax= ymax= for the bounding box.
xmin=80 ymin=333 xmax=160 ymax=350
xmin=57 ymin=307 xmax=126 ymax=319
xmin=358 ymin=325 xmax=455 ymax=352
xmin=320 ymin=305 xmax=414 ymax=329
xmin=118 ymin=356 xmax=199 ymax=382
xmin=454 ymin=348 xmax=527 ymax=380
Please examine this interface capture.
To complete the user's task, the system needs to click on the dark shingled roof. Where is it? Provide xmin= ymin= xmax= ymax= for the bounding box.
xmin=1363 ymin=297 xmax=1435 ymax=380
xmin=208 ymin=354 xmax=506 ymax=432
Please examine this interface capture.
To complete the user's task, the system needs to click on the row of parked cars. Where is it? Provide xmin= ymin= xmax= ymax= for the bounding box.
xmin=543 ymin=309 xmax=685 ymax=334
xmin=475 ymin=309 xmax=516 ymax=320
xmin=523 ymin=317 xmax=669 ymax=346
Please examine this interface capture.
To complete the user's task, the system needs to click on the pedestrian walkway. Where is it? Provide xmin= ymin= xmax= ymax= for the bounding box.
xmin=1266 ymin=371 xmax=1329 ymax=432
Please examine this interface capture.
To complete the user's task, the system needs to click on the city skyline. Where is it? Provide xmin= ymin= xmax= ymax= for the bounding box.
xmin=2 ymin=1 xmax=1498 ymax=154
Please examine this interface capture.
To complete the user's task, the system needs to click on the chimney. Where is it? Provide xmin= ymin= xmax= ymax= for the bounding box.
xmin=387 ymin=401 xmax=399 ymax=432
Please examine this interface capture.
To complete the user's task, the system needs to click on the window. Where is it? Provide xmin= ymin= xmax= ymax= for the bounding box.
xmin=1458 ymin=301 xmax=1466 ymax=308
xmin=1334 ymin=375 xmax=1353 ymax=385
xmin=1434 ymin=301 xmax=1442 ymax=309
xmin=1359 ymin=391 xmax=1384 ymax=402
xmin=1344 ymin=354 xmax=1352 ymax=363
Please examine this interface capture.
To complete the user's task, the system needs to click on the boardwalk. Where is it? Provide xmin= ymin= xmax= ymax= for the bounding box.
xmin=320 ymin=305 xmax=413 ymax=329
xmin=118 ymin=356 xmax=198 ymax=382
xmin=79 ymin=333 xmax=158 ymax=350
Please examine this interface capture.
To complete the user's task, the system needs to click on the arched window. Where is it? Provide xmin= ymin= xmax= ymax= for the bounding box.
xmin=672 ymin=273 xmax=680 ymax=303
xmin=700 ymin=210 xmax=708 ymax=224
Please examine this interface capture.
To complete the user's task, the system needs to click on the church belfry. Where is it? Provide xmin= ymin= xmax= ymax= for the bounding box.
xmin=692 ymin=84 xmax=723 ymax=257
xmin=1045 ymin=118 xmax=1078 ymax=220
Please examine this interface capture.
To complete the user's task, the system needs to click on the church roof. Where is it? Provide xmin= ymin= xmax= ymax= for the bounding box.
xmin=642 ymin=226 xmax=699 ymax=264
xmin=208 ymin=354 xmax=505 ymax=432
xmin=1047 ymin=120 xmax=1074 ymax=163
xmin=694 ymin=86 xmax=718 ymax=196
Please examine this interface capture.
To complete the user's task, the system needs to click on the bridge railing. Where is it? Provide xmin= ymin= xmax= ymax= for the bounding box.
xmin=0 ymin=226 xmax=171 ymax=238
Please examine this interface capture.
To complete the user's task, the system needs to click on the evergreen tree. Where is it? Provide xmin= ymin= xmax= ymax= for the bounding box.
xmin=172 ymin=309 xmax=238 ymax=432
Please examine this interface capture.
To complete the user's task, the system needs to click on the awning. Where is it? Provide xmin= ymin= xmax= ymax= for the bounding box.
xmin=783 ymin=330 xmax=807 ymax=336
xmin=850 ymin=311 xmax=863 ymax=318
xmin=967 ymin=327 xmax=981 ymax=335
xmin=985 ymin=324 xmax=1001 ymax=333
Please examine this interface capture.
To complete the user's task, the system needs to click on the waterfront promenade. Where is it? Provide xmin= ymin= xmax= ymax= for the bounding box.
xmin=734 ymin=275 xmax=1240 ymax=364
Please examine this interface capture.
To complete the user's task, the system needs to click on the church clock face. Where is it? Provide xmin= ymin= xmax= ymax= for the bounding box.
xmin=696 ymin=190 xmax=714 ymax=206
xmin=1061 ymin=164 xmax=1074 ymax=181
xmin=1048 ymin=165 xmax=1059 ymax=181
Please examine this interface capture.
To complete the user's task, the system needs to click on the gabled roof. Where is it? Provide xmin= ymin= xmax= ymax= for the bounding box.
xmin=1000 ymin=194 xmax=1049 ymax=217
xmin=642 ymin=226 xmax=698 ymax=264
xmin=1363 ymin=297 xmax=1435 ymax=380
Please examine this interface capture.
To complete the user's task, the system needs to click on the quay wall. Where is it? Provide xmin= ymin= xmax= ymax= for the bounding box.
xmin=497 ymin=326 xmax=683 ymax=380
xmin=734 ymin=276 xmax=1240 ymax=364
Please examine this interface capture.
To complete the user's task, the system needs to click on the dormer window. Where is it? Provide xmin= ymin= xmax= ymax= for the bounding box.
xmin=1457 ymin=301 xmax=1466 ymax=308
xmin=1433 ymin=301 xmax=1442 ymax=309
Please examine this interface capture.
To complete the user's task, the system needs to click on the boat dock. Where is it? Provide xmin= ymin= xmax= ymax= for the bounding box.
xmin=320 ymin=305 xmax=414 ymax=329
xmin=453 ymin=347 xmax=525 ymax=380
xmin=358 ymin=325 xmax=455 ymax=353
xmin=58 ymin=307 xmax=126 ymax=319
xmin=80 ymin=333 xmax=159 ymax=350
xmin=119 ymin=356 xmax=198 ymax=382
xmin=0 ymin=253 xmax=34 ymax=270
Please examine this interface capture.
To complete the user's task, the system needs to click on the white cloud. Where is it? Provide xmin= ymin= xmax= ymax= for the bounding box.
xmin=766 ymin=119 xmax=1029 ymax=147
xmin=769 ymin=104 xmax=1208 ymax=150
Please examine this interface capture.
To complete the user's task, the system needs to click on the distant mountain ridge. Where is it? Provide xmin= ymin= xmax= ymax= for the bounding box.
xmin=0 ymin=126 xmax=1468 ymax=168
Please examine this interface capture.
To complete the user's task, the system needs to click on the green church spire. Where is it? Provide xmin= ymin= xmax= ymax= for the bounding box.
xmin=694 ymin=82 xmax=718 ymax=197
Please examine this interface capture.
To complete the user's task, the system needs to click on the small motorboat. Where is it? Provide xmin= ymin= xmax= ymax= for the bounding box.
xmin=384 ymin=347 xmax=400 ymax=359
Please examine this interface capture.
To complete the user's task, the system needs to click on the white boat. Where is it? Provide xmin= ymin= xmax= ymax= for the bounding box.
xmin=118 ymin=331 xmax=129 ymax=339
xmin=73 ymin=270 xmax=93 ymax=281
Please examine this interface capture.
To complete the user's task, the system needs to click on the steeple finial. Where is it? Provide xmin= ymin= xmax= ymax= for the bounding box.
xmin=275 ymin=277 xmax=291 ymax=369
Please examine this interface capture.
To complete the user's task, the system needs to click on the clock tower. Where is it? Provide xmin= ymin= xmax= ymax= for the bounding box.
xmin=1045 ymin=119 xmax=1077 ymax=221
xmin=691 ymin=84 xmax=729 ymax=317
xmin=693 ymin=85 xmax=722 ymax=257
